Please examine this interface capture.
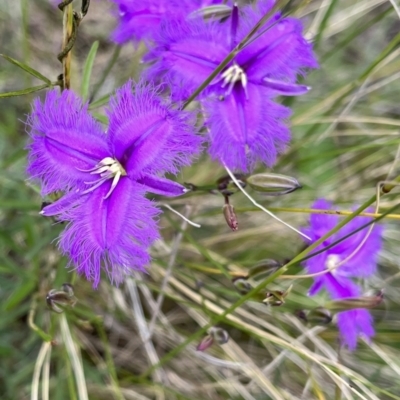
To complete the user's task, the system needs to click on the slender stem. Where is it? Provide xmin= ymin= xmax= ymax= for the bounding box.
xmin=61 ymin=2 xmax=74 ymax=90
xmin=233 ymin=206 xmax=400 ymax=220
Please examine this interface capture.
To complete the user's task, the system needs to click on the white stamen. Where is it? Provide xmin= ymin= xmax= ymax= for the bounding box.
xmin=79 ymin=157 xmax=126 ymax=199
xmin=219 ymin=64 xmax=248 ymax=95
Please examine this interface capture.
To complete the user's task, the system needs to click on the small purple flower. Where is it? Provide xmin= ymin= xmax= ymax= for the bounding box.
xmin=111 ymin=0 xmax=227 ymax=44
xmin=27 ymin=81 xmax=201 ymax=287
xmin=303 ymin=199 xmax=383 ymax=350
xmin=145 ymin=1 xmax=317 ymax=171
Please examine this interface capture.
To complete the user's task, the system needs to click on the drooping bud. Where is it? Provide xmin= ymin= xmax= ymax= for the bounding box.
xmin=263 ymin=285 xmax=292 ymax=307
xmin=216 ymin=174 xmax=246 ymax=196
xmin=223 ymin=197 xmax=238 ymax=231
xmin=306 ymin=307 xmax=332 ymax=325
xmin=46 ymin=283 xmax=77 ymax=313
xmin=247 ymin=173 xmax=301 ymax=196
xmin=248 ymin=259 xmax=281 ymax=279
xmin=232 ymin=276 xmax=253 ymax=295
xmin=325 ymin=290 xmax=384 ymax=312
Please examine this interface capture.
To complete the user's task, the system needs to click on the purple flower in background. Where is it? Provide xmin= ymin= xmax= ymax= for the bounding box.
xmin=27 ymin=82 xmax=201 ymax=287
xmin=111 ymin=0 xmax=228 ymax=44
xmin=145 ymin=0 xmax=317 ymax=171
xmin=303 ymin=199 xmax=383 ymax=350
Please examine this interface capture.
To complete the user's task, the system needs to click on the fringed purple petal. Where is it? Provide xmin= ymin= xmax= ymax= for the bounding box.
xmin=58 ymin=178 xmax=160 ymax=287
xmin=204 ymin=84 xmax=290 ymax=171
xmin=27 ymin=89 xmax=109 ymax=195
xmin=107 ymin=80 xmax=202 ymax=178
xmin=144 ymin=17 xmax=229 ymax=97
xmin=237 ymin=3 xmax=318 ymax=82
xmin=111 ymin=0 xmax=168 ymax=43
xmin=111 ymin=0 xmax=225 ymax=44
xmin=40 ymin=190 xmax=82 ymax=217
xmin=337 ymin=309 xmax=374 ymax=350
xmin=137 ymin=174 xmax=187 ymax=197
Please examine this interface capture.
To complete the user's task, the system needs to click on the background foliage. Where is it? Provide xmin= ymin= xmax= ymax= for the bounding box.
xmin=2 ymin=0 xmax=400 ymax=398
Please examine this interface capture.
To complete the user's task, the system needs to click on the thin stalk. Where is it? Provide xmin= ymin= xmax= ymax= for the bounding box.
xmin=62 ymin=2 xmax=74 ymax=90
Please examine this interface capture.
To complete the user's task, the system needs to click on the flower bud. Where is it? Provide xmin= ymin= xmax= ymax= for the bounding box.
xmin=189 ymin=4 xmax=232 ymax=20
xmin=196 ymin=334 xmax=214 ymax=352
xmin=246 ymin=173 xmax=301 ymax=196
xmin=325 ymin=290 xmax=384 ymax=312
xmin=232 ymin=277 xmax=253 ymax=295
xmin=248 ymin=259 xmax=281 ymax=279
xmin=210 ymin=327 xmax=229 ymax=345
xmin=197 ymin=327 xmax=229 ymax=352
xmin=223 ymin=202 xmax=238 ymax=231
xmin=307 ymin=307 xmax=332 ymax=325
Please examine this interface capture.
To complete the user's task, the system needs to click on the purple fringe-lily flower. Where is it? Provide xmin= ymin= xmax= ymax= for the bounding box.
xmin=111 ymin=0 xmax=227 ymax=44
xmin=303 ymin=199 xmax=383 ymax=350
xmin=145 ymin=0 xmax=317 ymax=171
xmin=27 ymin=82 xmax=201 ymax=287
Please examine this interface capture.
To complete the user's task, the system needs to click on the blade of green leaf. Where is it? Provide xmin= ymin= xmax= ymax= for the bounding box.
xmin=81 ymin=41 xmax=99 ymax=102
xmin=0 ymin=54 xmax=51 ymax=84
xmin=3 ymin=279 xmax=37 ymax=311
xmin=0 ymin=83 xmax=49 ymax=98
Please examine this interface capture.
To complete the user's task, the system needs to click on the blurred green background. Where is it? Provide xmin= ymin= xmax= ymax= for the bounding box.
xmin=2 ymin=0 xmax=400 ymax=399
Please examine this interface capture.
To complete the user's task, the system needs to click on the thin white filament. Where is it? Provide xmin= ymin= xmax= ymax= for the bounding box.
xmin=224 ymin=165 xmax=311 ymax=240
xmin=161 ymin=203 xmax=201 ymax=228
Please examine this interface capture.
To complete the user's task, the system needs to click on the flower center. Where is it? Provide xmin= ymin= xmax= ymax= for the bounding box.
xmin=79 ymin=157 xmax=127 ymax=199
xmin=220 ymin=63 xmax=248 ymax=97
xmin=325 ymin=254 xmax=341 ymax=275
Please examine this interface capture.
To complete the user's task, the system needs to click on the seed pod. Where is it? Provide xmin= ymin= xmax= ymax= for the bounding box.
xmin=263 ymin=285 xmax=292 ymax=307
xmin=46 ymin=284 xmax=77 ymax=313
xmin=247 ymin=173 xmax=301 ymax=196
xmin=189 ymin=4 xmax=232 ymax=20
xmin=248 ymin=259 xmax=281 ymax=279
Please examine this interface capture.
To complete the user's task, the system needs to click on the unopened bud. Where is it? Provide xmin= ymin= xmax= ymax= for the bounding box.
xmin=325 ymin=290 xmax=383 ymax=312
xmin=247 ymin=173 xmax=301 ymax=196
xmin=232 ymin=277 xmax=253 ymax=295
xmin=197 ymin=327 xmax=229 ymax=352
xmin=189 ymin=4 xmax=232 ymax=20
xmin=307 ymin=307 xmax=332 ymax=325
xmin=248 ymin=259 xmax=281 ymax=279
xmin=216 ymin=174 xmax=246 ymax=196
xmin=223 ymin=202 xmax=238 ymax=231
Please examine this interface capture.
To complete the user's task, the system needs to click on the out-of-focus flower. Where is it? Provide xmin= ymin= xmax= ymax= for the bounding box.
xmin=303 ymin=199 xmax=383 ymax=350
xmin=145 ymin=0 xmax=317 ymax=171
xmin=27 ymin=81 xmax=201 ymax=287
xmin=110 ymin=0 xmax=229 ymax=44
